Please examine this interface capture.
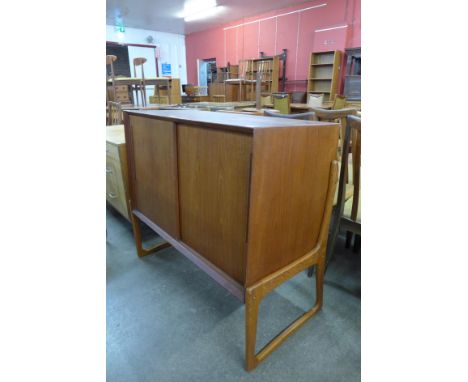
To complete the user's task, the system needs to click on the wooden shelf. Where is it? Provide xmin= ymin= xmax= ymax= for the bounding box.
xmin=307 ymin=51 xmax=342 ymax=102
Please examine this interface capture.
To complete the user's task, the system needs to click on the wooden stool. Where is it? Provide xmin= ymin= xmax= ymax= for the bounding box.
xmin=133 ymin=57 xmax=147 ymax=106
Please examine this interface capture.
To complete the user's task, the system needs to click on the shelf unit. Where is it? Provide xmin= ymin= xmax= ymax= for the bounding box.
xmin=239 ymin=56 xmax=280 ymax=101
xmin=307 ymin=50 xmax=342 ymax=102
xmin=344 ymin=48 xmax=361 ymax=101
xmin=217 ymin=64 xmax=239 ymax=81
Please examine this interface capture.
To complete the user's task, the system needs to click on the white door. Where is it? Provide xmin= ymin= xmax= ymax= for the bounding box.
xmin=198 ymin=60 xmax=208 ymax=87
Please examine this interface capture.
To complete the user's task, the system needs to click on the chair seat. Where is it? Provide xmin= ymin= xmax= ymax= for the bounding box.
xmin=333 ymin=183 xmax=354 ymax=206
xmin=343 ymin=192 xmax=361 ymax=223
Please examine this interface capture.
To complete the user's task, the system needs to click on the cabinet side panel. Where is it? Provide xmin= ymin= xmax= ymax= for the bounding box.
xmin=129 ymin=115 xmax=180 ymax=238
xmin=246 ymin=124 xmax=339 ymax=286
xmin=178 ymin=124 xmax=252 ymax=284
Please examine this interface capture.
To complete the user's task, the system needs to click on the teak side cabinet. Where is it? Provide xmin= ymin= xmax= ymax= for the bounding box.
xmin=123 ymin=109 xmax=340 ymax=370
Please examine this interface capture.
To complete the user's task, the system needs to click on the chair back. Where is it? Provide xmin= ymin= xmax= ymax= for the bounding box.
xmin=106 ymin=55 xmax=118 ymax=101
xmin=260 ymin=95 xmax=272 ymax=107
xmin=106 ymin=55 xmax=117 ymax=65
xmin=272 ymin=93 xmax=290 ymax=114
xmin=133 ymin=57 xmax=147 ymax=106
xmin=325 ymin=115 xmax=361 ymax=263
xmin=264 ymin=110 xmax=316 ymax=121
xmin=335 ymin=115 xmax=361 ymax=227
xmin=332 ymin=95 xmax=347 ymax=110
xmin=133 ymin=57 xmax=147 ymax=67
xmin=310 ymin=107 xmax=358 ymax=151
xmin=133 ymin=57 xmax=147 ymax=78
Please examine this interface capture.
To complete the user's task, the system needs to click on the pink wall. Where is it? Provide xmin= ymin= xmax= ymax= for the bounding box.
xmin=185 ymin=0 xmax=361 ymax=88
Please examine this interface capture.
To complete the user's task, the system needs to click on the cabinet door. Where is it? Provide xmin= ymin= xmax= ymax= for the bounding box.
xmin=128 ymin=116 xmax=179 ymax=238
xmin=177 ymin=125 xmax=252 ymax=284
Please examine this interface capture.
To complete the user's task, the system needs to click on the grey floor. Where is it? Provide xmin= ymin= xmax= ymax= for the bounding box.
xmin=107 ymin=207 xmax=360 ymax=382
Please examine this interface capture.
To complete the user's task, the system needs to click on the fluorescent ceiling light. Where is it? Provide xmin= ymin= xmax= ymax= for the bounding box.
xmin=184 ymin=6 xmax=222 ymax=22
xmin=182 ymin=0 xmax=221 ymax=22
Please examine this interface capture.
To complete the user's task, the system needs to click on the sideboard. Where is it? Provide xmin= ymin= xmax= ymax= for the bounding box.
xmin=123 ymin=109 xmax=339 ymax=370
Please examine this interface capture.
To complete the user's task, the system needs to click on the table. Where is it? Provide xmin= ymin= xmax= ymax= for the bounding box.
xmin=185 ymin=101 xmax=256 ymax=110
xmin=123 ymin=109 xmax=339 ymax=370
xmin=107 ymin=77 xmax=182 ymax=104
xmin=261 ymin=101 xmax=333 ymax=111
xmin=240 ymin=107 xmax=279 ymax=115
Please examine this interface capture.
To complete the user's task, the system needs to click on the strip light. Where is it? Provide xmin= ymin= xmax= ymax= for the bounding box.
xmin=183 ymin=0 xmax=220 ymax=22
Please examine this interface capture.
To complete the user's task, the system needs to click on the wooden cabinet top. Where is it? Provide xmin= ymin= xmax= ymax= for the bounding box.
xmin=124 ymin=109 xmax=333 ymax=133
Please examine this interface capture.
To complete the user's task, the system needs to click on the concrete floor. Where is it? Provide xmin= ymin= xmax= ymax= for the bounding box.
xmin=106 ymin=207 xmax=360 ymax=382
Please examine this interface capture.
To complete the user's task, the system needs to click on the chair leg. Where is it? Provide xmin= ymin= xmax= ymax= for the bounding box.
xmin=131 ymin=213 xmax=171 ymax=257
xmin=325 ymin=215 xmax=340 ymax=273
xmin=310 ymin=208 xmax=340 ymax=278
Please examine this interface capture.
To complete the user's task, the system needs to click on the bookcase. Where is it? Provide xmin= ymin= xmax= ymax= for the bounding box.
xmin=344 ymin=48 xmax=361 ymax=101
xmin=307 ymin=50 xmax=342 ymax=102
xmin=238 ymin=56 xmax=280 ymax=101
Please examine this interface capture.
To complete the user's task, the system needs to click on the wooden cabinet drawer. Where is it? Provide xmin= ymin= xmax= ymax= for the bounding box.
xmin=106 ymin=156 xmax=129 ymax=219
xmin=115 ymin=94 xmax=130 ymax=101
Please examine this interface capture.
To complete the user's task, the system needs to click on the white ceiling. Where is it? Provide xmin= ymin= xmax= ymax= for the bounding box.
xmin=106 ymin=0 xmax=313 ymax=35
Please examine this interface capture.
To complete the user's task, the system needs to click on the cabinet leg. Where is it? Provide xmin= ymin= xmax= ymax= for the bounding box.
xmin=245 ymin=290 xmax=260 ymax=371
xmin=244 ymin=250 xmax=324 ymax=371
xmin=131 ymin=213 xmax=171 ymax=257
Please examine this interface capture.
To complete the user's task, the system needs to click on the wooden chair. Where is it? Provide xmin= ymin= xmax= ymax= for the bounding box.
xmin=260 ymin=95 xmax=272 ymax=107
xmin=107 ymin=101 xmax=122 ymax=125
xmin=272 ymin=93 xmax=290 ymax=114
xmin=311 ymin=107 xmax=358 ymax=191
xmin=106 ymin=55 xmax=118 ymax=102
xmin=133 ymin=57 xmax=147 ymax=107
xmin=332 ymin=95 xmax=347 ymax=110
xmin=309 ymin=107 xmax=357 ymax=151
xmin=306 ymin=109 xmax=358 ymax=277
xmin=238 ymin=60 xmax=248 ymax=101
xmin=264 ymin=110 xmax=316 ymax=121
xmin=326 ymin=115 xmax=361 ymax=266
xmin=153 ymin=78 xmax=172 ymax=105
